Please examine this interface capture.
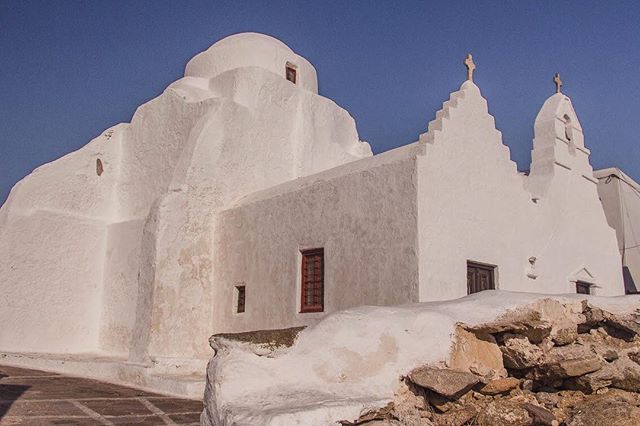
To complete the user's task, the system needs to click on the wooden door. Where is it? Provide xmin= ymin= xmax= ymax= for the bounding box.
xmin=467 ymin=262 xmax=495 ymax=294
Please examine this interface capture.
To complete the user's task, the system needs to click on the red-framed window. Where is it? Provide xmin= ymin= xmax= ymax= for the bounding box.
xmin=286 ymin=65 xmax=297 ymax=84
xmin=301 ymin=248 xmax=324 ymax=313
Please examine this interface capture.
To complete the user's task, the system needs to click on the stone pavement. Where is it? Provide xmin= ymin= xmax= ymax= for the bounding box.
xmin=0 ymin=365 xmax=203 ymax=425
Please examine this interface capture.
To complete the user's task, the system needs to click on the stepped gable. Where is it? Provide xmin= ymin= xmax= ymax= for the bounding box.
xmin=419 ymin=80 xmax=519 ymax=177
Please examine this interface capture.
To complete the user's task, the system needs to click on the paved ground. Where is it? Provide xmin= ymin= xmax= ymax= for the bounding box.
xmin=0 ymin=365 xmax=203 ymax=425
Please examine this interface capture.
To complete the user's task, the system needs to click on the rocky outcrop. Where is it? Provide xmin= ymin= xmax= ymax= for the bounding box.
xmin=408 ymin=367 xmax=480 ymax=399
xmin=202 ymin=293 xmax=640 ymax=426
xmin=347 ymin=298 xmax=640 ymax=426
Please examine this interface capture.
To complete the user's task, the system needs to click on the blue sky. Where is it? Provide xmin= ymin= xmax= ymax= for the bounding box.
xmin=1 ymin=1 xmax=639 ymax=204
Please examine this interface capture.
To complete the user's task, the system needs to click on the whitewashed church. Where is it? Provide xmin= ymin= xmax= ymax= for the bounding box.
xmin=0 ymin=33 xmax=624 ymax=396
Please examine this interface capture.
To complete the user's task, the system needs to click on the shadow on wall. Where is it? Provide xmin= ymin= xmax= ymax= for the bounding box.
xmin=0 ymin=373 xmax=30 ymax=419
xmin=624 ymin=266 xmax=638 ymax=294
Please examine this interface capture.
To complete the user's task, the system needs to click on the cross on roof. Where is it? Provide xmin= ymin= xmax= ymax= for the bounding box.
xmin=464 ymin=54 xmax=476 ymax=82
xmin=554 ymin=73 xmax=563 ymax=94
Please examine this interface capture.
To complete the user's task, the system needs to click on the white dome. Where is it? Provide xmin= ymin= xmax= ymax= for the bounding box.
xmin=185 ymin=32 xmax=318 ymax=93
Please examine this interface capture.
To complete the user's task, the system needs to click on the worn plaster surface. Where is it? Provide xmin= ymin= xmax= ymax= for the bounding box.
xmin=0 ymin=31 xmax=625 ymax=397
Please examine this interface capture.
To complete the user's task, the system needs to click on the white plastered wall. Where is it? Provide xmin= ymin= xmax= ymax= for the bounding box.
xmin=416 ymin=81 xmax=533 ymax=301
xmin=211 ymin=144 xmax=422 ymax=334
xmin=0 ymin=211 xmax=106 ymax=353
xmin=0 ymin=30 xmax=624 ymax=392
xmin=416 ymin=82 xmax=622 ymax=300
xmin=526 ymin=93 xmax=622 ymax=295
xmin=130 ymin=65 xmax=372 ymax=364
xmin=0 ymin=33 xmax=371 ymax=366
xmin=0 ymin=124 xmax=121 ymax=353
xmin=595 ymin=168 xmax=640 ymax=293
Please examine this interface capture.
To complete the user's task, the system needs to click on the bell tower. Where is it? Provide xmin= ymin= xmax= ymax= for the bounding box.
xmin=526 ymin=74 xmax=597 ymax=199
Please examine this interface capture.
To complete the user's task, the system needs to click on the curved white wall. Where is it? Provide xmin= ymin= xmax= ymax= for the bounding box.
xmin=185 ymin=32 xmax=318 ymax=93
xmin=0 ymin=32 xmax=369 ymax=362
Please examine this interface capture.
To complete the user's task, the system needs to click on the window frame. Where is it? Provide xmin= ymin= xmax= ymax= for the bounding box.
xmin=285 ymin=65 xmax=297 ymax=84
xmin=235 ymin=285 xmax=246 ymax=313
xmin=300 ymin=248 xmax=324 ymax=313
xmin=576 ymin=281 xmax=591 ymax=295
xmin=466 ymin=260 xmax=496 ymax=295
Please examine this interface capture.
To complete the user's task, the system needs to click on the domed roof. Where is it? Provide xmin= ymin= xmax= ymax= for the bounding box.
xmin=185 ymin=32 xmax=318 ymax=93
xmin=208 ymin=32 xmax=294 ymax=53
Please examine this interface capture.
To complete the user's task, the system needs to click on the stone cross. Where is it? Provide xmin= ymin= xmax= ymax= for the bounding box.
xmin=464 ymin=54 xmax=476 ymax=82
xmin=554 ymin=73 xmax=563 ymax=93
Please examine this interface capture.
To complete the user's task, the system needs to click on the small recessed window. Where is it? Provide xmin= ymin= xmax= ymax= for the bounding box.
xmin=467 ymin=261 xmax=496 ymax=294
xmin=301 ymin=248 xmax=324 ymax=313
xmin=576 ymin=281 xmax=591 ymax=295
xmin=236 ymin=285 xmax=246 ymax=313
xmin=286 ymin=65 xmax=297 ymax=84
xmin=563 ymin=114 xmax=573 ymax=142
xmin=96 ymin=158 xmax=104 ymax=176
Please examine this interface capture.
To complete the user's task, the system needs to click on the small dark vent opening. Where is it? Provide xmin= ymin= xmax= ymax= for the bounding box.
xmin=286 ymin=65 xmax=297 ymax=84
xmin=236 ymin=285 xmax=246 ymax=313
xmin=576 ymin=281 xmax=591 ymax=295
xmin=96 ymin=158 xmax=104 ymax=176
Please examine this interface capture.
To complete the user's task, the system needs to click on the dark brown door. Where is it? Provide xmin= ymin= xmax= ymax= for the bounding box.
xmin=467 ymin=261 xmax=495 ymax=294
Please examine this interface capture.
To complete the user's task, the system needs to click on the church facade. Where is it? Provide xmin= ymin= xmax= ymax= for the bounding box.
xmin=0 ymin=33 xmax=624 ymax=396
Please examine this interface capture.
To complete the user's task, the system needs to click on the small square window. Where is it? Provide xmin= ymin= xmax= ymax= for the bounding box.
xmin=467 ymin=261 xmax=496 ymax=294
xmin=236 ymin=285 xmax=246 ymax=313
xmin=286 ymin=65 xmax=297 ymax=84
xmin=576 ymin=281 xmax=591 ymax=295
xmin=301 ymin=248 xmax=323 ymax=313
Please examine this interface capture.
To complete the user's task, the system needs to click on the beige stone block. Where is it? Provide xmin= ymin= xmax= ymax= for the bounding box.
xmin=449 ymin=327 xmax=507 ymax=379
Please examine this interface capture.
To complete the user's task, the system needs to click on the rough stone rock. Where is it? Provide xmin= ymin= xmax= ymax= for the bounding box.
xmin=501 ymin=334 xmax=544 ymax=370
xmin=545 ymin=357 xmax=603 ymax=379
xmin=539 ymin=337 xmax=555 ymax=352
xmin=551 ymin=326 xmax=578 ymax=346
xmin=478 ymin=377 xmax=521 ymax=395
xmin=534 ymin=391 xmax=560 ymax=409
xmin=521 ymin=403 xmax=555 ymax=426
xmin=606 ymin=316 xmax=640 ymax=339
xmin=476 ymin=400 xmax=533 ymax=426
xmin=567 ymin=391 xmax=640 ymax=426
xmin=534 ymin=298 xmax=583 ymax=346
xmin=396 ymin=380 xmax=429 ymax=411
xmin=612 ymin=356 xmax=640 ymax=391
xmin=552 ymin=390 xmax=587 ymax=423
xmin=394 ymin=410 xmax=434 ymax=426
xmin=433 ymin=405 xmax=477 ymax=426
xmin=427 ymin=392 xmax=457 ymax=413
xmin=408 ymin=367 xmax=480 ymax=400
xmin=506 ymin=391 xmax=539 ymax=406
xmin=601 ymin=348 xmax=620 ymax=362
xmin=565 ymin=365 xmax=614 ymax=392
xmin=567 ymin=356 xmax=640 ymax=392
xmin=469 ymin=307 xmax=551 ymax=344
xmin=449 ymin=327 xmax=507 ymax=379
xmin=545 ymin=341 xmax=595 ymax=363
xmin=581 ymin=303 xmax=607 ymax=328
xmin=581 ymin=303 xmax=640 ymax=340
xmin=343 ymin=403 xmax=395 ymax=425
